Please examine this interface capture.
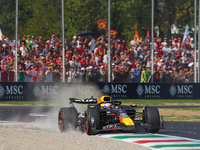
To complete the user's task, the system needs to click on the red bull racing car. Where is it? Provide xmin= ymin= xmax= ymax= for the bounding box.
xmin=58 ymin=94 xmax=164 ymax=135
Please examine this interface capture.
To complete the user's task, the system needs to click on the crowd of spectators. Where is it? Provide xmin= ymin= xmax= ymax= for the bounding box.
xmin=0 ymin=33 xmax=195 ymax=83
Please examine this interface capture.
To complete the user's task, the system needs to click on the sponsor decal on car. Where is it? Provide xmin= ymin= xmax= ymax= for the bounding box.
xmin=91 ymin=117 xmax=95 ymax=124
xmin=103 ymin=124 xmax=118 ymax=129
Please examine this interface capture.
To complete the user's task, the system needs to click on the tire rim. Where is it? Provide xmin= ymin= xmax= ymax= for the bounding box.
xmin=58 ymin=110 xmax=63 ymax=131
xmin=84 ymin=112 xmax=89 ymax=133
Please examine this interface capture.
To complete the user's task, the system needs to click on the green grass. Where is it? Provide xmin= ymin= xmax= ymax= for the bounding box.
xmin=120 ymin=99 xmax=200 ymax=105
xmin=1 ymin=99 xmax=200 ymax=105
xmin=163 ymin=114 xmax=200 ymax=121
xmin=161 ymin=107 xmax=200 ymax=111
xmin=0 ymin=101 xmax=55 ymax=105
xmin=159 ymin=108 xmax=200 ymax=121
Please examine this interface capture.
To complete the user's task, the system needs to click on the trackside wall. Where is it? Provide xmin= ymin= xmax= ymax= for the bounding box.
xmin=0 ymin=82 xmax=197 ymax=101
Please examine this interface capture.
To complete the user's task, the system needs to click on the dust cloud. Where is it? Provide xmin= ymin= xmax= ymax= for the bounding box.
xmin=29 ymin=83 xmax=102 ymax=131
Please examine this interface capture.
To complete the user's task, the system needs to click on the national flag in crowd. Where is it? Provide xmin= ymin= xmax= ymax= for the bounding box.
xmin=135 ymin=26 xmax=139 ymax=41
xmin=182 ymin=24 xmax=189 ymax=43
xmin=147 ymin=28 xmax=150 ymax=39
xmin=106 ymin=29 xmax=118 ymax=36
xmin=97 ymin=20 xmax=108 ymax=30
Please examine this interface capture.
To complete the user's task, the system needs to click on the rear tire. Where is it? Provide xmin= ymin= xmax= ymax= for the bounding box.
xmin=84 ymin=109 xmax=100 ymax=135
xmin=144 ymin=107 xmax=160 ymax=133
xmin=58 ymin=107 xmax=78 ymax=132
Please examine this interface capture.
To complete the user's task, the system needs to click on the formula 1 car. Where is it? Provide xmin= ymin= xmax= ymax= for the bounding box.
xmin=58 ymin=94 xmax=164 ymax=135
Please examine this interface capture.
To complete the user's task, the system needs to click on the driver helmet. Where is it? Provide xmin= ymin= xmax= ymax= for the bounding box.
xmin=103 ymin=103 xmax=112 ymax=110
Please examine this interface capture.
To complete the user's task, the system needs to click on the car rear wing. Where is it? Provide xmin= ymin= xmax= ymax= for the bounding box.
xmin=69 ymin=98 xmax=97 ymax=104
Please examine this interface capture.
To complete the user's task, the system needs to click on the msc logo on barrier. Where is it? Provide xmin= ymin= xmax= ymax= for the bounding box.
xmin=77 ymin=85 xmax=94 ymax=93
xmin=103 ymin=84 xmax=127 ymax=98
xmin=136 ymin=84 xmax=161 ymax=98
xmin=169 ymin=84 xmax=176 ymax=97
xmin=169 ymin=84 xmax=193 ymax=98
xmin=33 ymin=85 xmax=59 ymax=97
xmin=0 ymin=84 xmax=24 ymax=100
xmin=103 ymin=84 xmax=127 ymax=93
xmin=0 ymin=84 xmax=5 ymax=97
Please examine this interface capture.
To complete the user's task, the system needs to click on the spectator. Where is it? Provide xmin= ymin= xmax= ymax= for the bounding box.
xmin=71 ymin=36 xmax=78 ymax=46
xmin=82 ymin=36 xmax=89 ymax=47
xmin=8 ymin=66 xmax=14 ymax=82
xmin=0 ymin=33 xmax=198 ymax=83
xmin=8 ymin=37 xmax=15 ymax=48
xmin=93 ymin=67 xmax=100 ymax=82
xmin=133 ymin=64 xmax=141 ymax=83
xmin=11 ymin=45 xmax=16 ymax=56
xmin=31 ymin=67 xmax=39 ymax=82
xmin=21 ymin=36 xmax=26 ymax=47
xmin=20 ymin=42 xmax=28 ymax=56
xmin=88 ymin=66 xmax=94 ymax=82
xmin=99 ymin=66 xmax=105 ymax=82
xmin=69 ymin=57 xmax=75 ymax=68
xmin=45 ymin=67 xmax=53 ymax=82
xmin=52 ymin=67 xmax=61 ymax=82
xmin=73 ymin=48 xmax=80 ymax=58
xmin=66 ymin=66 xmax=75 ymax=82
xmin=39 ymin=68 xmax=45 ymax=82
xmin=77 ymin=36 xmax=82 ymax=47
xmin=119 ymin=66 xmax=128 ymax=82
xmin=2 ymin=52 xmax=7 ymax=61
xmin=51 ymin=34 xmax=56 ymax=45
xmin=30 ymin=36 xmax=37 ymax=48
xmin=5 ymin=35 xmax=10 ymax=45
xmin=1 ymin=65 xmax=8 ymax=82
xmin=88 ymin=37 xmax=95 ymax=54
xmin=112 ymin=65 xmax=120 ymax=82
xmin=37 ymin=36 xmax=44 ymax=50
xmin=130 ymin=36 xmax=138 ymax=48
xmin=18 ymin=67 xmax=25 ymax=82
xmin=186 ymin=68 xmax=194 ymax=82
xmin=74 ymin=67 xmax=81 ymax=82
xmin=80 ymin=67 xmax=86 ymax=82
xmin=26 ymin=35 xmax=31 ymax=50
xmin=141 ymin=66 xmax=149 ymax=83
xmin=16 ymin=45 xmax=21 ymax=56
xmin=25 ymin=67 xmax=32 ymax=82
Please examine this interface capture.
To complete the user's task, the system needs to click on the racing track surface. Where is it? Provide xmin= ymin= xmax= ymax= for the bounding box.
xmin=0 ymin=105 xmax=200 ymax=150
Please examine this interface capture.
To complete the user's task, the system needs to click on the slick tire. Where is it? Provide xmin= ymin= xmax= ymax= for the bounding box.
xmin=58 ymin=107 xmax=78 ymax=132
xmin=84 ymin=109 xmax=100 ymax=135
xmin=144 ymin=107 xmax=160 ymax=133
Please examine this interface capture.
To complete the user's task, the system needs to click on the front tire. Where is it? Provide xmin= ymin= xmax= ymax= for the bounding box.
xmin=58 ymin=107 xmax=78 ymax=132
xmin=84 ymin=109 xmax=100 ymax=135
xmin=144 ymin=107 xmax=160 ymax=133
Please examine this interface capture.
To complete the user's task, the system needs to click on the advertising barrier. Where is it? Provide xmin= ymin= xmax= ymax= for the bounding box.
xmin=0 ymin=82 xmax=198 ymax=101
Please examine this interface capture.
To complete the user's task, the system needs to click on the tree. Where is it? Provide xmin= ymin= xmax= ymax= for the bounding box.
xmin=0 ymin=0 xmax=197 ymax=43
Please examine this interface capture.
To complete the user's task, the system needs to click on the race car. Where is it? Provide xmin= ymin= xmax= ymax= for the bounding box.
xmin=58 ymin=94 xmax=164 ymax=135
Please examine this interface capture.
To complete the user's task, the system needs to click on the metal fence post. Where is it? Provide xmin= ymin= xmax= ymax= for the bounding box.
xmin=15 ymin=0 xmax=18 ymax=82
xmin=151 ymin=0 xmax=154 ymax=83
